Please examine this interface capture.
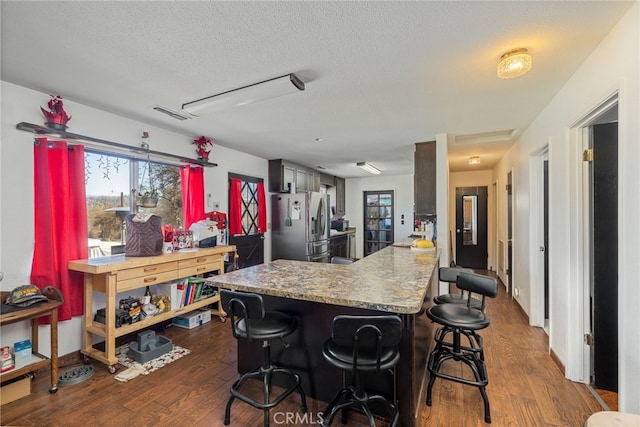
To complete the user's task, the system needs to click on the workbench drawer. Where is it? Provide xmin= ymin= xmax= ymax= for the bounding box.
xmin=117 ymin=270 xmax=179 ymax=292
xmin=116 ymin=262 xmax=178 ymax=282
xmin=178 ymin=254 xmax=221 ymax=277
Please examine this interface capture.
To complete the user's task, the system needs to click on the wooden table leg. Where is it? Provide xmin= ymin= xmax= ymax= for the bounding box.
xmin=50 ymin=307 xmax=58 ymax=393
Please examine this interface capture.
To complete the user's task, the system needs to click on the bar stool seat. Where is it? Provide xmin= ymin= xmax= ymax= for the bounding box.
xmin=426 ymin=303 xmax=491 ymax=330
xmin=221 ymin=290 xmax=307 ymax=427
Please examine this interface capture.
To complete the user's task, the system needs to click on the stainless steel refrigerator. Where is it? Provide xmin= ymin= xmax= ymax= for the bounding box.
xmin=272 ymin=192 xmax=330 ymax=262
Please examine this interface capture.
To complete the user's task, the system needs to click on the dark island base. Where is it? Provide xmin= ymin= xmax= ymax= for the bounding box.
xmin=236 ymin=292 xmax=437 ymax=427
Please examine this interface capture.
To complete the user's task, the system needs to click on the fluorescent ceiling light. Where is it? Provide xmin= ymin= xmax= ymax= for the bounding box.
xmin=357 ymin=162 xmax=381 ymax=175
xmin=182 ymin=73 xmax=305 ymax=115
xmin=153 ymin=106 xmax=191 ymax=121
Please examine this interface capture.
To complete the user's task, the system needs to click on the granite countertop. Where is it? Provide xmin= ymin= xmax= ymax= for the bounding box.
xmin=329 ymin=227 xmax=356 ymax=237
xmin=207 ymin=246 xmax=440 ymax=314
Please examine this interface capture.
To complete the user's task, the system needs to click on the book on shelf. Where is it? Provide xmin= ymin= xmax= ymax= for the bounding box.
xmin=194 ymin=282 xmax=203 ymax=301
xmin=183 ymin=283 xmax=192 ymax=307
xmin=176 ymin=281 xmax=187 ymax=308
xmin=186 ymin=277 xmax=205 ymax=304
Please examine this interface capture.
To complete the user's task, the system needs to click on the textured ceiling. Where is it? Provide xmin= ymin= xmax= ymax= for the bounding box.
xmin=1 ymin=1 xmax=634 ymax=176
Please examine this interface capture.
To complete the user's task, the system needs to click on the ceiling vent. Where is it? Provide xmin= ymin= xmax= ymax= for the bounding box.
xmin=454 ymin=129 xmax=518 ymax=145
xmin=153 ymin=106 xmax=192 ymax=121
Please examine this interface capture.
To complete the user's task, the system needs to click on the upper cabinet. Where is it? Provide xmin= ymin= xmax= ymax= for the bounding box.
xmin=295 ymin=168 xmax=307 ymax=192
xmin=414 ymin=141 xmax=436 ymax=215
xmin=269 ymin=159 xmax=320 ymax=192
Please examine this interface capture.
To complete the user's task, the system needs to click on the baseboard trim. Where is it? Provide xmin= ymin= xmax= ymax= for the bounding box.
xmin=550 ymin=347 xmax=565 ymax=375
xmin=34 ymin=350 xmax=84 ymax=376
xmin=514 ymin=298 xmax=529 ymax=322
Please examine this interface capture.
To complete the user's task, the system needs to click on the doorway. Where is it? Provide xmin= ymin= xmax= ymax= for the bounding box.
xmin=363 ymin=190 xmax=394 ymax=257
xmin=543 ymin=159 xmax=549 ymax=326
xmin=506 ymin=172 xmax=513 ymax=295
xmin=455 ymin=186 xmax=487 ymax=269
xmin=228 ymin=173 xmax=265 ymax=269
xmin=590 ymin=121 xmax=619 ymax=393
xmin=531 ymin=149 xmax=549 ymax=330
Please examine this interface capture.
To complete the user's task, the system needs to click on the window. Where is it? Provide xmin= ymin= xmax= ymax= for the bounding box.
xmin=85 ymin=151 xmax=182 ymax=257
xmin=239 ymin=181 xmax=260 ymax=235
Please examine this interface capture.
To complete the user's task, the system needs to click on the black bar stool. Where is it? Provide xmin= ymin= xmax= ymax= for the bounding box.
xmin=221 ymin=290 xmax=307 ymax=427
xmin=321 ymin=315 xmax=402 ymax=427
xmin=433 ymin=266 xmax=486 ymax=361
xmin=434 ymin=266 xmax=483 ymax=309
xmin=425 ymin=272 xmax=498 ymax=423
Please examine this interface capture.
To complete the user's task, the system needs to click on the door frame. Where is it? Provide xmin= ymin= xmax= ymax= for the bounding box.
xmin=530 ymin=144 xmax=549 ymax=329
xmin=506 ymin=169 xmax=515 ymax=297
xmin=566 ymin=92 xmax=618 ymax=383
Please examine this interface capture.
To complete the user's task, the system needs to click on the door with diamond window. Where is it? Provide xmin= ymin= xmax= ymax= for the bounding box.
xmin=363 ymin=190 xmax=394 ymax=257
xmin=228 ymin=173 xmax=265 ymax=269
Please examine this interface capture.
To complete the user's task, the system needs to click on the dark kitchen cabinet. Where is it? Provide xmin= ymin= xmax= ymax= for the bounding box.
xmin=335 ymin=176 xmax=346 ymax=215
xmin=310 ymin=171 xmax=320 ymax=192
xmin=269 ymin=159 xmax=320 ymax=193
xmin=319 ymin=172 xmax=335 ymax=186
xmin=296 ymin=168 xmax=308 ymax=191
xmin=283 ymin=164 xmax=295 ymax=192
xmin=269 ymin=159 xmax=297 ymax=192
xmin=330 ymin=234 xmax=349 ymax=259
xmin=414 ymin=141 xmax=436 ymax=215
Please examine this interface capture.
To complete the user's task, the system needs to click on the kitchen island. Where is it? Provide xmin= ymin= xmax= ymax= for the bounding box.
xmin=208 ymin=246 xmax=440 ymax=427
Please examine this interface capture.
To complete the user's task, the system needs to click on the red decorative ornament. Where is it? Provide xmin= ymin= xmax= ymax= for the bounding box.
xmin=192 ymin=136 xmax=213 ymax=160
xmin=41 ymin=95 xmax=72 ymax=130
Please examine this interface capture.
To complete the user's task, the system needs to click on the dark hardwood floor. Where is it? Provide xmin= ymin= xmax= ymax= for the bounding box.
xmin=1 ymin=275 xmax=604 ymax=426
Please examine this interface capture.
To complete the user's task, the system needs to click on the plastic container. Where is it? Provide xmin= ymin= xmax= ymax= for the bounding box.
xmin=127 ymin=331 xmax=172 ymax=364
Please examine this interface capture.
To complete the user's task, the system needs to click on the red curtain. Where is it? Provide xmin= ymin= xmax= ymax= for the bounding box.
xmin=31 ymin=138 xmax=87 ymax=322
xmin=180 ymin=166 xmax=205 ymax=230
xmin=229 ymin=178 xmax=243 ymax=235
xmin=257 ymin=182 xmax=267 ymax=234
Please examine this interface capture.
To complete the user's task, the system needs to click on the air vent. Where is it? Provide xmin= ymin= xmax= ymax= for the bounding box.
xmin=454 ymin=129 xmax=518 ymax=144
xmin=153 ymin=106 xmax=191 ymax=121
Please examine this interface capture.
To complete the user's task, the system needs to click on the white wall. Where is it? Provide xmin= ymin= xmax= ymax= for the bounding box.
xmin=0 ymin=81 xmax=269 ymax=357
xmin=344 ymin=174 xmax=413 ymax=259
xmin=492 ymin=3 xmax=639 ymax=413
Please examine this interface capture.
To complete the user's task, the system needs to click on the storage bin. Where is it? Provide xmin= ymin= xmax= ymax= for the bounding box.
xmin=172 ymin=309 xmax=211 ymax=329
xmin=0 ymin=376 xmax=31 ymax=405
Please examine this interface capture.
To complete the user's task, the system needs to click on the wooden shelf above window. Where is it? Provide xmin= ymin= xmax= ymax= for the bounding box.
xmin=16 ymin=122 xmax=217 ymax=168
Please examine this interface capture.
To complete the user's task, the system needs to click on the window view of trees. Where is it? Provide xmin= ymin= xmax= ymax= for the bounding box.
xmin=85 ymin=152 xmax=182 ymax=257
xmin=138 ymin=163 xmax=183 ymax=229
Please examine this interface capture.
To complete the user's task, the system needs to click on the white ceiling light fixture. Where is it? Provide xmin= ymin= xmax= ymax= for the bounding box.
xmin=468 ymin=156 xmax=481 ymax=165
xmin=182 ymin=73 xmax=305 ymax=115
xmin=497 ymin=48 xmax=532 ymax=79
xmin=357 ymin=161 xmax=381 ymax=175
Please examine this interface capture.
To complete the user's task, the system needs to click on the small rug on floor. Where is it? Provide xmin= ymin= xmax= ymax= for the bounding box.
xmin=115 ymin=343 xmax=191 ymax=375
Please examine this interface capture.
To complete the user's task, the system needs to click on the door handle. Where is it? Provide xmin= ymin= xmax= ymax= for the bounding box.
xmin=539 ymin=246 xmax=545 ymax=252
xmin=456 ymin=229 xmax=461 ymax=233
